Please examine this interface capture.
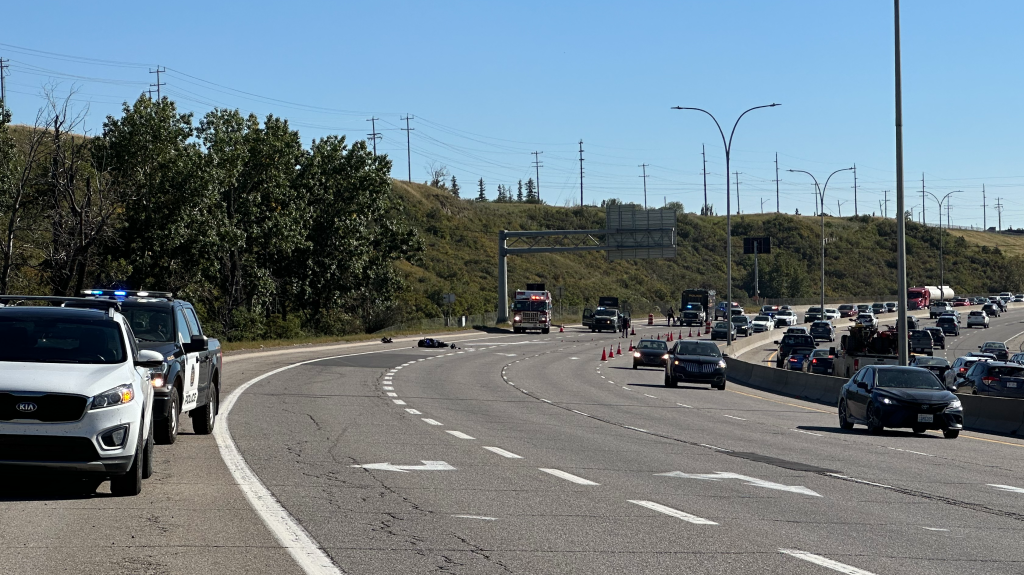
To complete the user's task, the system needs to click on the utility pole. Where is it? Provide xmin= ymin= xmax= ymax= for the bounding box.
xmin=852 ymin=163 xmax=858 ymax=216
xmin=702 ymin=144 xmax=709 ymax=214
xmin=401 ymin=115 xmax=414 ymax=181
xmin=146 ymin=87 xmax=155 ymax=100
xmin=921 ymin=173 xmax=926 ymax=225
xmin=982 ymin=184 xmax=987 ymax=229
xmin=0 ymin=58 xmax=8 ymax=105
xmin=774 ymin=152 xmax=780 ymax=212
xmin=366 ymin=117 xmax=381 ymax=155
xmin=895 ymin=0 xmax=909 ymax=366
xmin=578 ymin=140 xmax=585 ymax=206
xmin=883 ymin=190 xmax=889 ymax=218
xmin=837 ymin=199 xmax=847 ymax=217
xmin=638 ymin=164 xmax=649 ymax=209
xmin=946 ymin=200 xmax=951 ymax=229
xmin=997 ymin=197 xmax=1004 ymax=231
xmin=760 ymin=197 xmax=768 ymax=213
xmin=149 ymin=66 xmax=166 ymax=100
xmin=734 ymin=171 xmax=741 ymax=214
xmin=532 ymin=151 xmax=543 ymax=202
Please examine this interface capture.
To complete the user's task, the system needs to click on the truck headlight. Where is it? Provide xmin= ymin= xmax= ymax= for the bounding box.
xmin=513 ymin=315 xmax=521 ymax=322
xmin=91 ymin=384 xmax=135 ymax=410
xmin=634 ymin=352 xmax=641 ymax=358
xmin=149 ymin=367 xmax=166 ymax=388
xmin=718 ymin=360 xmax=727 ymax=368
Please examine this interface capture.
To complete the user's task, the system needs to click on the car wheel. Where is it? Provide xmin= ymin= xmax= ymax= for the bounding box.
xmin=542 ymin=328 xmax=550 ymax=334
xmin=715 ymin=381 xmax=726 ymax=390
xmin=912 ymin=425 xmax=927 ymax=434
xmin=110 ymin=432 xmax=144 ymax=497
xmin=866 ymin=402 xmax=884 ymax=434
xmin=633 ymin=363 xmax=638 ymax=370
xmin=943 ymin=429 xmax=960 ymax=439
xmin=972 ymin=386 xmax=979 ymax=395
xmin=141 ymin=415 xmax=154 ymax=480
xmin=664 ymin=372 xmax=678 ymax=388
xmin=154 ymin=387 xmax=180 ymax=445
xmin=192 ymin=381 xmax=218 ymax=435
xmin=838 ymin=400 xmax=854 ymax=430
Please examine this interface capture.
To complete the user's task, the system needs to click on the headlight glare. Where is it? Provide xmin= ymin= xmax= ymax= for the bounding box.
xmin=880 ymin=396 xmax=894 ymax=405
xmin=91 ymin=384 xmax=135 ymax=409
xmin=947 ymin=399 xmax=962 ymax=410
xmin=718 ymin=360 xmax=727 ymax=368
xmin=634 ymin=352 xmax=641 ymax=358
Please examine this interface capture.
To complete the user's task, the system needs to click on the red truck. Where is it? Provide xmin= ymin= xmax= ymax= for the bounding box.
xmin=907 ymin=286 xmax=954 ymax=310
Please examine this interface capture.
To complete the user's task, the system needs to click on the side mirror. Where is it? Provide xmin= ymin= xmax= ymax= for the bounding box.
xmin=182 ymin=334 xmax=209 ymax=354
xmin=722 ymin=353 xmax=730 ymax=358
xmin=773 ymin=340 xmax=780 ymax=345
xmin=136 ymin=349 xmax=165 ymax=369
xmin=855 ymin=381 xmax=868 ymax=390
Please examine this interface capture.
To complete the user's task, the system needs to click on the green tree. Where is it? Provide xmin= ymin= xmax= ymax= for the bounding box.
xmin=516 ymin=180 xmax=524 ymax=202
xmin=525 ymin=178 xmax=538 ymax=203
xmin=476 ymin=177 xmax=487 ymax=202
xmin=450 ymin=175 xmax=460 ymax=198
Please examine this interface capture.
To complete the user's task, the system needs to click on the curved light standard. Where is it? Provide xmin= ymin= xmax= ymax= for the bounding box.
xmin=671 ymin=103 xmax=780 ymax=346
xmin=787 ymin=167 xmax=854 ymax=319
xmin=925 ymin=190 xmax=962 ymax=291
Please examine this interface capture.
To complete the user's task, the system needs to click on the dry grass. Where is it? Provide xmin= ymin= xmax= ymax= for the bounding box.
xmin=953 ymin=230 xmax=1024 ymax=257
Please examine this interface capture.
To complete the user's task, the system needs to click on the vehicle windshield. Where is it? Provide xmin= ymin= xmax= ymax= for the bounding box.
xmin=989 ymin=366 xmax=1024 ymax=377
xmin=754 ymin=315 xmax=770 ymax=322
xmin=838 ymin=305 xmax=853 ymax=310
xmin=808 ymin=307 xmax=821 ymax=312
xmin=983 ymin=342 xmax=1006 ymax=349
xmin=914 ymin=357 xmax=948 ymax=366
xmin=121 ymin=305 xmax=174 ymax=342
xmin=636 ymin=340 xmax=668 ymax=350
xmin=875 ymin=369 xmax=945 ymax=390
xmin=0 ymin=317 xmax=126 ymax=364
xmin=674 ymin=341 xmax=722 ymax=357
xmin=513 ymin=301 xmax=548 ymax=311
xmin=594 ymin=309 xmax=616 ymax=317
xmin=714 ymin=322 xmax=730 ymax=329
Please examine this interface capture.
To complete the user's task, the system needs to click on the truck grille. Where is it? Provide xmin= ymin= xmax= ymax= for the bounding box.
xmin=0 ymin=393 xmax=88 ymax=423
xmin=682 ymin=362 xmax=716 ymax=373
xmin=521 ymin=312 xmax=540 ymax=322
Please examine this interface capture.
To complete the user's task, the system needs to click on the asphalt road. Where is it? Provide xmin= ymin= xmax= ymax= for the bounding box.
xmin=3 ymin=316 xmax=1024 ymax=574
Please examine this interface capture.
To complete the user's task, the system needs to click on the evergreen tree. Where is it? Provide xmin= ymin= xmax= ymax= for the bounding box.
xmin=476 ymin=177 xmax=487 ymax=202
xmin=525 ymin=178 xmax=537 ymax=203
xmin=516 ymin=180 xmax=524 ymax=202
xmin=495 ymin=184 xmax=507 ymax=203
xmin=450 ymin=175 xmax=460 ymax=198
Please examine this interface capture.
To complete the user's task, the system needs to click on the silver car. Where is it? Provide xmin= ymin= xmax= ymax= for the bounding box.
xmin=966 ymin=310 xmax=990 ymax=329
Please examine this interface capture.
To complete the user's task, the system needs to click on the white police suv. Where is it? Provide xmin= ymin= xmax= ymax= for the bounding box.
xmin=0 ymin=296 xmax=161 ymax=495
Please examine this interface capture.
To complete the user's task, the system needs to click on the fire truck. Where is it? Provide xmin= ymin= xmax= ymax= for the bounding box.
xmin=512 ymin=284 xmax=552 ymax=334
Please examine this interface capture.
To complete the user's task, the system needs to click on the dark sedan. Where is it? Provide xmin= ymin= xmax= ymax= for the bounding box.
xmin=665 ymin=340 xmax=727 ymax=389
xmin=978 ymin=341 xmax=1009 ymax=361
xmin=909 ymin=356 xmax=950 ymax=381
xmin=962 ymin=361 xmax=1024 ymax=398
xmin=710 ymin=321 xmax=736 ymax=341
xmin=924 ymin=327 xmax=945 ymax=350
xmin=803 ymin=348 xmax=834 ymax=375
xmin=632 ymin=339 xmax=669 ymax=369
xmin=786 ymin=347 xmax=815 ymax=371
xmin=838 ymin=366 xmax=963 ymax=438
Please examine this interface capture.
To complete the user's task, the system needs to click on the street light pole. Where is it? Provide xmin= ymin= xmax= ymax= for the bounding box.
xmin=672 ymin=103 xmax=780 ymax=347
xmin=788 ymin=167 xmax=854 ymax=319
xmin=924 ymin=190 xmax=962 ymax=290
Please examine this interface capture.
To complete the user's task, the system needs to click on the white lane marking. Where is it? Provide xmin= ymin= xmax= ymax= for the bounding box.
xmin=421 ymin=418 xmax=443 ymax=426
xmin=644 ymin=394 xmax=657 ymax=398
xmin=624 ymin=425 xmax=648 ymax=432
xmin=723 ymin=415 xmax=747 ymax=421
xmin=922 ymin=527 xmax=949 ymax=531
xmin=628 ymin=500 xmax=717 ymax=525
xmin=989 ymin=484 xmax=1024 ymax=494
xmin=887 ymin=446 xmax=934 ymax=457
xmin=386 ymin=392 xmax=398 ymax=397
xmin=571 ymin=410 xmax=590 ymax=416
xmin=445 ymin=430 xmax=475 ymax=440
xmin=383 ymin=386 xmax=394 ymax=391
xmin=352 ymin=461 xmax=455 ymax=472
xmin=622 ymin=386 xmax=631 ymax=391
xmin=699 ymin=444 xmax=731 ymax=452
xmin=392 ymin=399 xmax=407 ymax=405
xmin=677 ymin=403 xmax=692 ymax=408
xmin=778 ymin=548 xmax=878 ymax=575
xmin=482 ymin=446 xmax=523 ymax=459
xmin=497 ymin=353 xmax=517 ymax=356
xmin=656 ymin=471 xmax=821 ymax=497
xmin=405 ymin=408 xmax=422 ymax=415
xmin=453 ymin=515 xmax=497 ymax=520
xmin=570 ymin=357 xmax=580 ymax=359
xmin=827 ymin=473 xmax=893 ymax=489
xmin=539 ymin=468 xmax=600 ymax=486
xmin=794 ymin=429 xmax=823 ymax=437
xmin=541 ymin=399 xmax=552 ymax=403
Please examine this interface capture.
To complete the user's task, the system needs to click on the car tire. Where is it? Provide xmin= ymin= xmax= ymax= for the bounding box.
xmin=838 ymin=401 xmax=854 ymax=430
xmin=192 ymin=382 xmax=218 ymax=435
xmin=542 ymin=328 xmax=550 ymax=334
xmin=715 ymin=381 xmax=726 ymax=390
xmin=154 ymin=387 xmax=180 ymax=445
xmin=664 ymin=372 xmax=677 ymax=388
xmin=110 ymin=432 xmax=144 ymax=497
xmin=943 ymin=429 xmax=960 ymax=439
xmin=633 ymin=363 xmax=638 ymax=370
xmin=141 ymin=415 xmax=154 ymax=480
xmin=866 ymin=402 xmax=884 ymax=435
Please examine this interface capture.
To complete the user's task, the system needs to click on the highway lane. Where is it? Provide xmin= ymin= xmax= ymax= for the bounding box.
xmin=226 ymin=324 xmax=1024 ymax=573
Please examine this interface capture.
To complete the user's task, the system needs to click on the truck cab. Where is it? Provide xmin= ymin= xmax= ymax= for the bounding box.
xmin=512 ymin=289 xmax=552 ymax=334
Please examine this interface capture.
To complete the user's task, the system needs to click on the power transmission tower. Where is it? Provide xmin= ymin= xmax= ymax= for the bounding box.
xmin=401 ymin=115 xmax=414 ymax=181
xmin=532 ymin=151 xmax=543 ymax=202
xmin=982 ymin=184 xmax=987 ymax=229
xmin=149 ymin=66 xmax=165 ymax=99
xmin=774 ymin=152 xmax=780 ymax=212
xmin=734 ymin=171 xmax=741 ymax=214
xmin=0 ymin=58 xmax=8 ymax=105
xmin=921 ymin=173 xmax=926 ymax=225
xmin=366 ymin=117 xmax=382 ymax=155
xmin=852 ymin=163 xmax=858 ymax=215
xmin=578 ymin=140 xmax=585 ymax=206
xmin=638 ymin=164 xmax=649 ymax=209
xmin=996 ymin=197 xmax=1004 ymax=231
xmin=702 ymin=144 xmax=709 ymax=215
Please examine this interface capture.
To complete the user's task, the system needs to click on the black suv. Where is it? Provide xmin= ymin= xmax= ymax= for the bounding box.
xmin=774 ymin=333 xmax=816 ymax=368
xmin=936 ymin=316 xmax=960 ymax=336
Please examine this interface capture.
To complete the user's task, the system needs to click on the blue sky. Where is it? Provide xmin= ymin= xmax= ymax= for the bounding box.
xmin=3 ymin=1 xmax=1023 ymax=228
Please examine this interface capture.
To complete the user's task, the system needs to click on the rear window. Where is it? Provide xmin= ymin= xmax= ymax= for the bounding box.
xmin=811 ymin=322 xmax=830 ymax=328
xmin=0 ymin=317 xmax=126 ymax=364
xmin=937 ymin=317 xmax=955 ymax=323
xmin=983 ymin=342 xmax=1006 ymax=350
xmin=988 ymin=366 xmax=1024 ymax=377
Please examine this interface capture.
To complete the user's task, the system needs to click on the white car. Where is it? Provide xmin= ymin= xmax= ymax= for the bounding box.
xmin=750 ymin=315 xmax=775 ymax=333
xmin=855 ymin=312 xmax=877 ymax=328
xmin=966 ymin=310 xmax=990 ymax=329
xmin=0 ymin=296 xmax=161 ymax=496
xmin=774 ymin=310 xmax=797 ymax=326
xmin=824 ymin=308 xmax=840 ymax=320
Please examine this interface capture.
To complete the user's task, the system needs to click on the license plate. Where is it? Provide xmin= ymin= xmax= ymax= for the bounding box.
xmin=1008 ymin=381 xmax=1019 ymax=388
xmin=917 ymin=414 xmax=934 ymax=423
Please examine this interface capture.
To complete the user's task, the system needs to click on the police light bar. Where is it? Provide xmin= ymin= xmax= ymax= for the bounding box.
xmin=81 ymin=289 xmax=174 ymax=299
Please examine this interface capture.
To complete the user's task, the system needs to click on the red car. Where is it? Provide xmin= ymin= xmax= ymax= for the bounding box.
xmin=951 ymin=298 xmax=970 ymax=307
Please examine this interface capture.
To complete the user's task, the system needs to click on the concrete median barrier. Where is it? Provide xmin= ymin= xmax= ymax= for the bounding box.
xmin=958 ymin=394 xmax=1024 ymax=436
xmin=726 ymin=358 xmax=847 ymax=405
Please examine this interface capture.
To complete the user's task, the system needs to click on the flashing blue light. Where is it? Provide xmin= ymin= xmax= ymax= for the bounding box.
xmin=114 ymin=291 xmax=127 ymax=296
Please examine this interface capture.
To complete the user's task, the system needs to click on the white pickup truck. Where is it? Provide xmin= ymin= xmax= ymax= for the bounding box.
xmin=929 ymin=301 xmax=953 ymax=319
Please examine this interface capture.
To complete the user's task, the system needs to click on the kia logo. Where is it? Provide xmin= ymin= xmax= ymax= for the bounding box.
xmin=15 ymin=402 xmax=37 ymax=413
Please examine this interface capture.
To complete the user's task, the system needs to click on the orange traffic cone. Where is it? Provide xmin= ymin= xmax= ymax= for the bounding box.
xmin=668 ymin=332 xmax=673 ymax=341
xmin=656 ymin=333 xmax=661 ymax=340
xmin=688 ymin=328 xmax=693 ymax=338
xmin=616 ymin=343 xmax=622 ymax=355
xmin=678 ymin=330 xmax=683 ymax=339
xmin=601 ymin=348 xmax=607 ymax=361
xmin=630 ymin=327 xmax=635 ymax=335
xmin=559 ymin=325 xmax=564 ymax=333
xmin=628 ymin=339 xmax=634 ymax=351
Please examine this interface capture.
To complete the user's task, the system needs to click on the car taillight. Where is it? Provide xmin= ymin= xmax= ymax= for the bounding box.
xmin=983 ymin=376 xmax=998 ymax=383
xmin=812 ymin=359 xmax=818 ymax=364
xmin=959 ymin=367 xmax=967 ymax=373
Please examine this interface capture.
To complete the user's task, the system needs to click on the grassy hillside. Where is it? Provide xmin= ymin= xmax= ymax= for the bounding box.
xmin=954 ymin=229 xmax=1024 ymax=258
xmin=391 ymin=181 xmax=1024 ymax=321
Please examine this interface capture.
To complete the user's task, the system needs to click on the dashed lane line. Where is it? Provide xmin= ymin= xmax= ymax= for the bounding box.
xmin=538 ymin=468 xmax=600 ymax=486
xmin=778 ymin=548 xmax=877 ymax=575
xmin=628 ymin=500 xmax=718 ymax=525
xmin=482 ymin=446 xmax=523 ymax=459
xmin=404 ymin=408 xmax=422 ymax=415
xmin=392 ymin=399 xmax=407 ymax=405
xmin=723 ymin=414 xmax=747 ymax=421
xmin=422 ymin=418 xmax=443 ymax=426
xmin=445 ymin=430 xmax=475 ymax=440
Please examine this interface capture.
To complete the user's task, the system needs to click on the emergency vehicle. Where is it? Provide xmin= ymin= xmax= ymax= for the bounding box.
xmin=512 ymin=289 xmax=552 ymax=334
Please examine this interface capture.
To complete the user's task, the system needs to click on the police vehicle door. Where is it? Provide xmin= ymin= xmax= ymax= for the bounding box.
xmin=183 ymin=306 xmax=211 ymax=401
xmin=175 ymin=306 xmax=200 ymax=412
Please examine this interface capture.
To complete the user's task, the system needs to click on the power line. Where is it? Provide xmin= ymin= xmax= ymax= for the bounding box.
xmin=366 ymin=117 xmax=381 ymax=155
xmin=149 ymin=65 xmax=165 ymax=100
xmin=639 ymin=163 xmax=649 ymax=210
xmin=532 ymin=151 xmax=543 ymax=202
xmin=401 ymin=114 xmax=414 ymax=181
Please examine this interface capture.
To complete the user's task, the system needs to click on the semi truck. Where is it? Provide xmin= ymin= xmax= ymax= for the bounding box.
xmin=680 ymin=289 xmax=715 ymax=326
xmin=907 ymin=285 xmax=954 ymax=310
xmin=512 ymin=284 xmax=552 ymax=334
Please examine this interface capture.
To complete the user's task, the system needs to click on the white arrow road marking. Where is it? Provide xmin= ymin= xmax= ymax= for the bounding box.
xmin=628 ymin=500 xmax=717 ymax=525
xmin=778 ymin=548 xmax=877 ymax=574
xmin=445 ymin=430 xmax=475 ymax=440
xmin=656 ymin=471 xmax=821 ymax=497
xmin=989 ymin=484 xmax=1024 ymax=494
xmin=351 ymin=461 xmax=456 ymax=473
xmin=539 ymin=468 xmax=600 ymax=485
xmin=482 ymin=446 xmax=523 ymax=459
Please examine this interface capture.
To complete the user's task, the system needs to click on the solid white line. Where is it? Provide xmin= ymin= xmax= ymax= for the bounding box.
xmin=623 ymin=425 xmax=648 ymax=432
xmin=482 ymin=446 xmax=523 ymax=459
xmin=699 ymin=444 xmax=732 ymax=452
xmin=453 ymin=515 xmax=497 ymax=520
xmin=778 ymin=548 xmax=878 ymax=575
xmin=541 ymin=399 xmax=552 ymax=403
xmin=571 ymin=410 xmax=590 ymax=416
xmin=644 ymin=394 xmax=657 ymax=398
xmin=827 ymin=473 xmax=893 ymax=489
xmin=887 ymin=446 xmax=934 ymax=457
xmin=794 ymin=429 xmax=823 ymax=437
xmin=677 ymin=403 xmax=692 ymax=408
xmin=445 ymin=430 xmax=475 ymax=440
xmin=723 ymin=415 xmax=746 ymax=421
xmin=922 ymin=527 xmax=949 ymax=531
xmin=392 ymin=399 xmax=406 ymax=405
xmin=404 ymin=408 xmax=422 ymax=415
xmin=628 ymin=500 xmax=717 ymax=525
xmin=538 ymin=468 xmax=600 ymax=485
xmin=422 ymin=418 xmax=443 ymax=426
xmin=989 ymin=484 xmax=1024 ymax=494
